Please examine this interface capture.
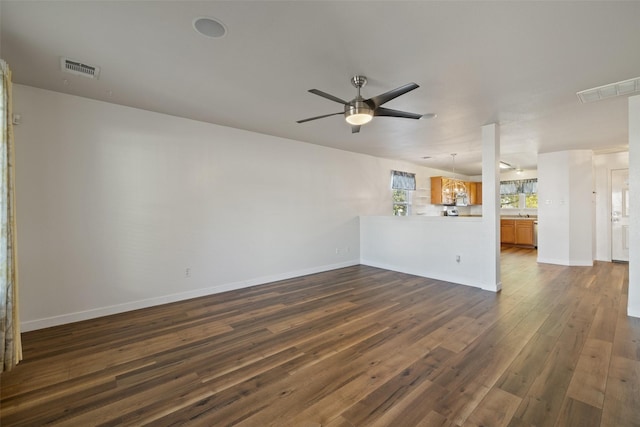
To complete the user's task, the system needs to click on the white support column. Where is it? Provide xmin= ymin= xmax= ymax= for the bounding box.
xmin=629 ymin=95 xmax=640 ymax=317
xmin=482 ymin=123 xmax=501 ymax=292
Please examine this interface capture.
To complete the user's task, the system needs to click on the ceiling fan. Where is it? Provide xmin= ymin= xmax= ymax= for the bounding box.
xmin=297 ymin=75 xmax=435 ymax=133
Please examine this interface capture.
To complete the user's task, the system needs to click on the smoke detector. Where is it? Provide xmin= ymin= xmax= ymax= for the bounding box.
xmin=60 ymin=57 xmax=100 ymax=79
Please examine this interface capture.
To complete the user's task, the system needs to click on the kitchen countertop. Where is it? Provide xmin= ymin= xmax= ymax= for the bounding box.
xmin=501 ymin=216 xmax=537 ymax=221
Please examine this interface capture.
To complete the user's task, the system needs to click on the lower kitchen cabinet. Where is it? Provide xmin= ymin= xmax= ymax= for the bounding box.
xmin=500 ymin=220 xmax=515 ymax=244
xmin=515 ymin=220 xmax=534 ymax=246
xmin=501 ymin=219 xmax=534 ymax=246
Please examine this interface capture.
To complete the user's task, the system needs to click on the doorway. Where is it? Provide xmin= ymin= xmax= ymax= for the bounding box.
xmin=611 ymin=168 xmax=629 ymax=262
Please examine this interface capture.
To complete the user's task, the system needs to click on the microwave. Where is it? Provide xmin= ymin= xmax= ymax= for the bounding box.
xmin=455 ymin=194 xmax=468 ymax=206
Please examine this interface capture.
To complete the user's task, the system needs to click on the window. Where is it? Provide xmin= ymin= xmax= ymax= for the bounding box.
xmin=500 ymin=179 xmax=537 ymax=209
xmin=391 ymin=170 xmax=416 ymax=216
xmin=500 ymin=194 xmax=520 ymax=209
xmin=392 ymin=189 xmax=411 ymax=216
xmin=525 ymin=193 xmax=538 ymax=208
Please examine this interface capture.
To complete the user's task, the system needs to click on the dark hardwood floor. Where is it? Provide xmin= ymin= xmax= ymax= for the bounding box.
xmin=1 ymin=247 xmax=639 ymax=426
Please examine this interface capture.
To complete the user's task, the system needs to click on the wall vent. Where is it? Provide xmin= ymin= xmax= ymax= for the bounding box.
xmin=60 ymin=57 xmax=100 ymax=79
xmin=577 ymin=76 xmax=640 ymax=103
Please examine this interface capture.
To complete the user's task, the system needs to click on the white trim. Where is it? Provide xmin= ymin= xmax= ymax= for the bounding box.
xmin=628 ymin=95 xmax=640 ymax=319
xmin=537 ymin=257 xmax=593 ymax=267
xmin=360 ymin=258 xmax=495 ymax=292
xmin=628 ymin=307 xmax=640 ymax=318
xmin=20 ymin=260 xmax=359 ymax=332
xmin=568 ymin=260 xmax=594 ymax=267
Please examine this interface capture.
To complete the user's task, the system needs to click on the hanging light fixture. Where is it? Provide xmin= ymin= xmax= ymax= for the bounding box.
xmin=345 ymin=101 xmax=373 ymax=125
xmin=442 ymin=154 xmax=467 ymax=204
xmin=344 ymin=76 xmax=373 ymax=125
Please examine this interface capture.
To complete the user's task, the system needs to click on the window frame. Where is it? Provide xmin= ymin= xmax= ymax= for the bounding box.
xmin=500 ymin=179 xmax=538 ymax=209
xmin=390 ymin=170 xmax=416 ymax=216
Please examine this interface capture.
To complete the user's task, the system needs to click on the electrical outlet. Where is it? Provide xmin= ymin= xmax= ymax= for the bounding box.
xmin=185 ymin=267 xmax=191 ymax=278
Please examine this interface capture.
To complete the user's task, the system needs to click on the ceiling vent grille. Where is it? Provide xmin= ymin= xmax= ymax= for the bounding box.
xmin=60 ymin=57 xmax=100 ymax=79
xmin=577 ymin=76 xmax=640 ymax=103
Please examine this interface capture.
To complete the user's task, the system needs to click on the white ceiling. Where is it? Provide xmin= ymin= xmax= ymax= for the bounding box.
xmin=2 ymin=1 xmax=639 ymax=175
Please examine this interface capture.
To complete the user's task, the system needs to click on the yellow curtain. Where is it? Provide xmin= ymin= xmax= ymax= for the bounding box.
xmin=1 ymin=59 xmax=22 ymax=372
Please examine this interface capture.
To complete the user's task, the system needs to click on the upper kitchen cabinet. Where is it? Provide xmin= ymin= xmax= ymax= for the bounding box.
xmin=430 ymin=177 xmax=482 ymax=205
xmin=431 ymin=176 xmax=452 ymax=205
xmin=468 ymin=182 xmax=483 ymax=205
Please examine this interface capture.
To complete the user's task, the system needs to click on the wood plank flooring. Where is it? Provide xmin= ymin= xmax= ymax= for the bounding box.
xmin=2 ymin=247 xmax=639 ymax=426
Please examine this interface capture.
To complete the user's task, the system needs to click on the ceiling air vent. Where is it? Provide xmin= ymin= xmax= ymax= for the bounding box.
xmin=60 ymin=57 xmax=100 ymax=79
xmin=577 ymin=76 xmax=640 ymax=103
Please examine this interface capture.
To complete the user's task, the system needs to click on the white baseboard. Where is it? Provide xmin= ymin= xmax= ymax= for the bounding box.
xmin=21 ymin=259 xmax=359 ymax=332
xmin=359 ymin=258 xmax=498 ymax=293
xmin=486 ymin=281 xmax=502 ymax=292
xmin=536 ymin=257 xmax=593 ymax=267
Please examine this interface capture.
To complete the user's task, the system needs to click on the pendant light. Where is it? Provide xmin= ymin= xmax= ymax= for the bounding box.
xmin=442 ymin=154 xmax=467 ymax=202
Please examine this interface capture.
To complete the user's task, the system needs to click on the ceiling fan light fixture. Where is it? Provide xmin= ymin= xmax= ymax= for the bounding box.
xmin=345 ymin=101 xmax=373 ymax=125
xmin=345 ymin=112 xmax=373 ymax=125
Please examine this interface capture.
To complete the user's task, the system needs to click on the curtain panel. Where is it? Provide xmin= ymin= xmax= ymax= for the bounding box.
xmin=500 ymin=179 xmax=537 ymax=195
xmin=521 ymin=179 xmax=538 ymax=194
xmin=391 ymin=170 xmax=416 ymax=191
xmin=1 ymin=59 xmax=22 ymax=372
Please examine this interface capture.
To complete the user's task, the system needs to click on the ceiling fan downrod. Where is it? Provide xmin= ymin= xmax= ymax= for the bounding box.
xmin=351 ymin=75 xmax=367 ymax=96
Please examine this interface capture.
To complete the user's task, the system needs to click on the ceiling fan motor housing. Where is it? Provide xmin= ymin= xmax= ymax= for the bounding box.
xmin=345 ymin=98 xmax=373 ymax=125
xmin=345 ymin=99 xmax=373 ymax=116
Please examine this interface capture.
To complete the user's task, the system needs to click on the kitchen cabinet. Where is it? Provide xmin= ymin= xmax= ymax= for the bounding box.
xmin=430 ymin=177 xmax=454 ymax=205
xmin=430 ymin=177 xmax=482 ymax=205
xmin=501 ymin=219 xmax=535 ymax=246
xmin=515 ymin=220 xmax=534 ymax=246
xmin=500 ymin=220 xmax=516 ymax=244
xmin=467 ymin=182 xmax=483 ymax=205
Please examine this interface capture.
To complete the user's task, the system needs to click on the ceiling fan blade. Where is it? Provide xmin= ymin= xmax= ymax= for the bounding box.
xmin=374 ymin=107 xmax=423 ymax=119
xmin=367 ymin=83 xmax=419 ymax=108
xmin=296 ymin=112 xmax=343 ymax=123
xmin=351 ymin=125 xmax=361 ymax=134
xmin=308 ymin=89 xmax=348 ymax=105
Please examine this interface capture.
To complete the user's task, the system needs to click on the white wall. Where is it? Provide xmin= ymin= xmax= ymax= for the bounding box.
xmin=538 ymin=152 xmax=570 ymax=263
xmin=13 ymin=85 xmax=447 ymax=331
xmin=629 ymin=95 xmax=640 ymax=318
xmin=569 ymin=151 xmax=595 ymax=264
xmin=500 ymin=169 xmax=538 ymax=181
xmin=593 ymin=151 xmax=629 ymax=261
xmin=361 ymin=123 xmax=502 ymax=293
xmin=537 ymin=150 xmax=593 ymax=266
xmin=360 ymin=216 xmax=493 ymax=289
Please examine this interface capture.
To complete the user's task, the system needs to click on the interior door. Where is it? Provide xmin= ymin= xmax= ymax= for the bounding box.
xmin=611 ymin=169 xmax=629 ymax=262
